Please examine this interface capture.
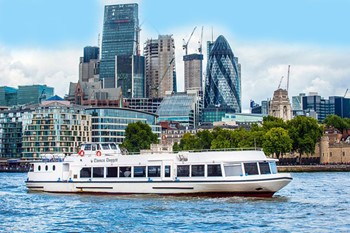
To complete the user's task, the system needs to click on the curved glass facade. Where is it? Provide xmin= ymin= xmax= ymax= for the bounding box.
xmin=86 ymin=108 xmax=160 ymax=144
xmin=204 ymin=35 xmax=241 ymax=113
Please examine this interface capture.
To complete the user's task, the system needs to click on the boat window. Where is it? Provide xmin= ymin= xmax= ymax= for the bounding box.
xmin=106 ymin=167 xmax=118 ymax=177
xmin=29 ymin=164 xmax=34 ymax=172
xmin=53 ymin=165 xmax=56 ymax=171
xmin=148 ymin=166 xmax=161 ymax=177
xmin=177 ymin=165 xmax=189 ymax=177
xmin=244 ymin=163 xmax=259 ymax=175
xmin=224 ymin=164 xmax=242 ymax=176
xmin=259 ymin=162 xmax=271 ymax=175
xmin=84 ymin=144 xmax=91 ymax=151
xmin=38 ymin=165 xmax=41 ymax=171
xmin=119 ymin=166 xmax=131 ymax=177
xmin=110 ymin=143 xmax=117 ymax=150
xmin=269 ymin=162 xmax=278 ymax=174
xmin=93 ymin=167 xmax=104 ymax=178
xmin=191 ymin=165 xmax=205 ymax=177
xmin=96 ymin=144 xmax=101 ymax=150
xmin=80 ymin=167 xmax=91 ymax=178
xmin=45 ymin=165 xmax=48 ymax=171
xmin=102 ymin=144 xmax=110 ymax=150
xmin=165 ymin=165 xmax=171 ymax=177
xmin=134 ymin=166 xmax=146 ymax=177
xmin=92 ymin=144 xmax=97 ymax=151
xmin=208 ymin=164 xmax=222 ymax=177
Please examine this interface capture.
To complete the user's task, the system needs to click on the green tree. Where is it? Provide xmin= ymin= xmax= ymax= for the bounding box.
xmin=172 ymin=142 xmax=181 ymax=152
xmin=323 ymin=114 xmax=349 ymax=132
xmin=287 ymin=116 xmax=323 ymax=158
xmin=210 ymin=128 xmax=232 ymax=149
xmin=262 ymin=127 xmax=292 ymax=158
xmin=121 ymin=121 xmax=158 ymax=152
xmin=262 ymin=115 xmax=287 ymax=131
xmin=196 ymin=130 xmax=214 ymax=149
xmin=179 ymin=133 xmax=198 ymax=150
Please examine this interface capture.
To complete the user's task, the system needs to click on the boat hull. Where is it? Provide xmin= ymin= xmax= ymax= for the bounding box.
xmin=26 ymin=175 xmax=292 ymax=197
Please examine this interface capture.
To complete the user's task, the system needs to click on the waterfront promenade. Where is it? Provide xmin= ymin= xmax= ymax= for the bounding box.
xmin=278 ymin=164 xmax=350 ymax=172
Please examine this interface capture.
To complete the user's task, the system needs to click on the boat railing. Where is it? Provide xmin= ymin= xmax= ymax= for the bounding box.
xmin=131 ymin=147 xmax=263 ymax=155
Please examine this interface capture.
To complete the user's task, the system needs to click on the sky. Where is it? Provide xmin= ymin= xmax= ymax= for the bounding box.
xmin=0 ymin=0 xmax=350 ymax=111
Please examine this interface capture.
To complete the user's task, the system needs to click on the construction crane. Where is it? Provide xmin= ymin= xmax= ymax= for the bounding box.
xmin=198 ymin=26 xmax=203 ymax=54
xmin=183 ymin=27 xmax=197 ymax=55
xmin=153 ymin=58 xmax=175 ymax=97
xmin=344 ymin=88 xmax=348 ymax=97
xmin=287 ymin=65 xmax=290 ymax=92
xmin=278 ymin=76 xmax=284 ymax=89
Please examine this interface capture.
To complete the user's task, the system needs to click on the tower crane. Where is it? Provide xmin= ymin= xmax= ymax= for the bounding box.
xmin=183 ymin=27 xmax=197 ymax=55
xmin=344 ymin=88 xmax=348 ymax=97
xmin=153 ymin=58 xmax=175 ymax=97
xmin=198 ymin=26 xmax=203 ymax=54
xmin=278 ymin=76 xmax=284 ymax=89
xmin=287 ymin=65 xmax=290 ymax=92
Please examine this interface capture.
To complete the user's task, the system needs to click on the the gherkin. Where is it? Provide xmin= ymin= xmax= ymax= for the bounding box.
xmin=204 ymin=35 xmax=241 ymax=113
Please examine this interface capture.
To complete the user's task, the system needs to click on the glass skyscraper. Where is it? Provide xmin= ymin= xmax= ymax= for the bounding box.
xmin=100 ymin=4 xmax=139 ymax=88
xmin=204 ymin=35 xmax=241 ymax=113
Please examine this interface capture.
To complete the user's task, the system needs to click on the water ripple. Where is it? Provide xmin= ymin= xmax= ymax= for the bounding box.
xmin=1 ymin=172 xmax=350 ymax=232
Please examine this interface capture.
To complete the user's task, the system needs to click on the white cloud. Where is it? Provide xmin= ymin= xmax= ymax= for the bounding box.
xmin=1 ymin=24 xmax=350 ymax=113
xmin=0 ymin=45 xmax=80 ymax=97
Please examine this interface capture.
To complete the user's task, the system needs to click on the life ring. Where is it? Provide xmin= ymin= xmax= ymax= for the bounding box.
xmin=78 ymin=150 xmax=85 ymax=156
xmin=96 ymin=150 xmax=102 ymax=156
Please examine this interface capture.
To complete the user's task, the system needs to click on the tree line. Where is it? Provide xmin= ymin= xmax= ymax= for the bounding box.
xmin=174 ymin=115 xmax=324 ymax=159
xmin=121 ymin=115 xmax=350 ymax=158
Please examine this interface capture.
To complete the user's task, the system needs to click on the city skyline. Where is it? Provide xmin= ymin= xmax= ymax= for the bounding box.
xmin=0 ymin=0 xmax=350 ymax=111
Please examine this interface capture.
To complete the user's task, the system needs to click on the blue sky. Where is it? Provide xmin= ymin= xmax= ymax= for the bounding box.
xmin=0 ymin=0 xmax=350 ymax=110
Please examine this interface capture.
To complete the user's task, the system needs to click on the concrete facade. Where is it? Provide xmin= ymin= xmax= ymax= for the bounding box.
xmin=144 ymin=35 xmax=176 ymax=98
xmin=269 ymin=88 xmax=292 ymax=121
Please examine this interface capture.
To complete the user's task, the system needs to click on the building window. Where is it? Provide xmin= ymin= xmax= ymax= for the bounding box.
xmin=165 ymin=165 xmax=171 ymax=177
xmin=224 ymin=164 xmax=242 ymax=176
xmin=80 ymin=167 xmax=91 ymax=178
xmin=93 ymin=167 xmax=104 ymax=178
xmin=106 ymin=167 xmax=118 ymax=177
xmin=191 ymin=165 xmax=204 ymax=177
xmin=119 ymin=167 xmax=131 ymax=177
xmin=244 ymin=163 xmax=259 ymax=175
xmin=148 ymin=166 xmax=161 ymax=177
xmin=177 ymin=165 xmax=190 ymax=177
xmin=330 ymin=152 xmax=332 ymax=157
xmin=207 ymin=164 xmax=222 ymax=177
xmin=259 ymin=162 xmax=271 ymax=175
xmin=134 ymin=166 xmax=146 ymax=177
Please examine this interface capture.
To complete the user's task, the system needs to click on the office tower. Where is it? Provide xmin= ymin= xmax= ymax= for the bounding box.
xmin=116 ymin=55 xmax=145 ymax=98
xmin=144 ymin=35 xmax=176 ymax=98
xmin=183 ymin=54 xmax=203 ymax=91
xmin=17 ymin=85 xmax=54 ymax=105
xmin=0 ymin=86 xmax=17 ymax=106
xmin=157 ymin=90 xmax=201 ymax=128
xmin=79 ymin=46 xmax=100 ymax=83
xmin=204 ymin=35 xmax=241 ymax=113
xmin=100 ymin=4 xmax=139 ymax=88
xmin=83 ymin=46 xmax=99 ymax=62
xmin=293 ymin=92 xmax=350 ymax=122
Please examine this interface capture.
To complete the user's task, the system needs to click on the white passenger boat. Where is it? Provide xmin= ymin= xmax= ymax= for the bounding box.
xmin=26 ymin=143 xmax=292 ymax=197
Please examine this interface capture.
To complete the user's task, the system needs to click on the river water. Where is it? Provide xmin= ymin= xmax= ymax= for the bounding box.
xmin=0 ymin=172 xmax=349 ymax=232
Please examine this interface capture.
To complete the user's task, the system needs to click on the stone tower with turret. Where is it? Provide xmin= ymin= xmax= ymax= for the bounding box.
xmin=269 ymin=88 xmax=292 ymax=121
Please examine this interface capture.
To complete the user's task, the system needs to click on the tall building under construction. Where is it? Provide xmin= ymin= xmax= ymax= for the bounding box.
xmin=143 ymin=35 xmax=176 ymax=98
